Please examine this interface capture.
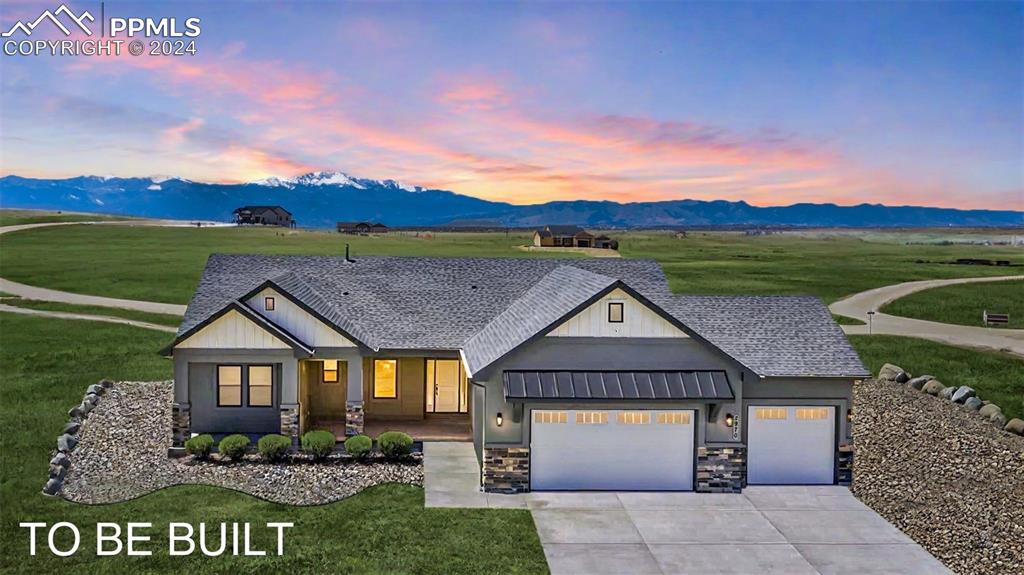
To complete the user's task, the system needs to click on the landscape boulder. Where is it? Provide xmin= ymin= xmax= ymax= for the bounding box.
xmin=67 ymin=405 xmax=85 ymax=419
xmin=79 ymin=401 xmax=94 ymax=415
xmin=57 ymin=434 xmax=78 ymax=453
xmin=979 ymin=404 xmax=1003 ymax=419
xmin=939 ymin=386 xmax=957 ymax=400
xmin=951 ymin=386 xmax=976 ymax=404
xmin=907 ymin=375 xmax=934 ymax=390
xmin=42 ymin=478 xmax=62 ymax=496
xmin=964 ymin=397 xmax=983 ymax=411
xmin=50 ymin=453 xmax=70 ymax=468
xmin=87 ymin=384 xmax=105 ymax=396
xmin=986 ymin=411 xmax=1008 ymax=428
xmin=83 ymin=393 xmax=98 ymax=406
xmin=99 ymin=379 xmax=114 ymax=388
xmin=922 ymin=380 xmax=945 ymax=395
xmin=894 ymin=371 xmax=911 ymax=383
xmin=49 ymin=465 xmax=67 ymax=481
xmin=62 ymin=421 xmax=81 ymax=435
xmin=1004 ymin=418 xmax=1024 ymax=436
xmin=878 ymin=364 xmax=904 ymax=381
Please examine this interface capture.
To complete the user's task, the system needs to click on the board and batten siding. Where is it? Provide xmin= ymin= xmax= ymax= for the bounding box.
xmin=547 ymin=288 xmax=686 ymax=338
xmin=176 ymin=309 xmax=291 ymax=349
xmin=247 ymin=288 xmax=355 ymax=348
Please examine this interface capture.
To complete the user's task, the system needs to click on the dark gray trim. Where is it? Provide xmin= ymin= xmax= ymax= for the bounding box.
xmin=608 ymin=301 xmax=624 ymax=323
xmin=245 ymin=364 xmax=275 ymax=408
xmin=503 ymin=370 xmax=734 ymax=401
xmin=216 ymin=364 xmax=243 ymax=407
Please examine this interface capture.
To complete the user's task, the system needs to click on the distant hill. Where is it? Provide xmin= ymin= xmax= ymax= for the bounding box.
xmin=1 ymin=172 xmax=1020 ymax=228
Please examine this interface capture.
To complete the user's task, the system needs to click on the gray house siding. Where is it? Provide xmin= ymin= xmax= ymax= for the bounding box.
xmin=743 ymin=377 xmax=855 ymax=441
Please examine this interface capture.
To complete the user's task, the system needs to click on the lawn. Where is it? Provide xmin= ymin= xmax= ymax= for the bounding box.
xmin=0 ymin=226 xmax=1020 ymax=305
xmin=881 ymin=279 xmax=1024 ymax=329
xmin=0 ymin=209 xmax=131 ymax=227
xmin=0 ymin=313 xmax=547 ymax=574
xmin=851 ymin=335 xmax=1024 ymax=420
xmin=0 ymin=299 xmax=183 ymax=327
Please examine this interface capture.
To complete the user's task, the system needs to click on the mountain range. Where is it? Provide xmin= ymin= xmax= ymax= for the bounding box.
xmin=0 ymin=172 xmax=1020 ymax=228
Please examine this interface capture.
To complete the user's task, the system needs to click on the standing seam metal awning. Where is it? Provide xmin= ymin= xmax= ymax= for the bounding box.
xmin=502 ymin=370 xmax=733 ymax=402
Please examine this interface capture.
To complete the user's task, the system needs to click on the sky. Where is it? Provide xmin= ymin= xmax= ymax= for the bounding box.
xmin=0 ymin=1 xmax=1021 ymax=209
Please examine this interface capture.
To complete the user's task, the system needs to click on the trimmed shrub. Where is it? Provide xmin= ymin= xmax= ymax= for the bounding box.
xmin=218 ymin=434 xmax=250 ymax=461
xmin=377 ymin=431 xmax=413 ymax=460
xmin=257 ymin=434 xmax=292 ymax=462
xmin=344 ymin=435 xmax=373 ymax=460
xmin=301 ymin=430 xmax=336 ymax=460
xmin=184 ymin=434 xmax=214 ymax=459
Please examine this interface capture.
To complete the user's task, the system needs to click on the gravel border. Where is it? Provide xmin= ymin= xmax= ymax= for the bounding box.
xmin=60 ymin=381 xmax=423 ymax=505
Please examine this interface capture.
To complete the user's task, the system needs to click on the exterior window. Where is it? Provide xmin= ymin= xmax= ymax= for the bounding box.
xmin=755 ymin=407 xmax=787 ymax=420
xmin=617 ymin=411 xmax=650 ymax=425
xmin=248 ymin=365 xmax=273 ymax=406
xmin=608 ymin=301 xmax=624 ymax=323
xmin=373 ymin=359 xmax=397 ymax=398
xmin=264 ymin=296 xmax=275 ymax=311
xmin=796 ymin=407 xmax=830 ymax=420
xmin=575 ymin=411 xmax=608 ymax=425
xmin=323 ymin=359 xmax=340 ymax=383
xmin=217 ymin=365 xmax=242 ymax=406
xmin=657 ymin=412 xmax=691 ymax=425
xmin=534 ymin=411 xmax=568 ymax=424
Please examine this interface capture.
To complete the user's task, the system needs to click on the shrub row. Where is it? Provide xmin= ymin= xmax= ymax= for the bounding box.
xmin=184 ymin=430 xmax=415 ymax=462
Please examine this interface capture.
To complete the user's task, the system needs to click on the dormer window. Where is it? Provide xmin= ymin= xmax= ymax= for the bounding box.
xmin=264 ymin=296 xmax=275 ymax=311
xmin=608 ymin=301 xmax=624 ymax=323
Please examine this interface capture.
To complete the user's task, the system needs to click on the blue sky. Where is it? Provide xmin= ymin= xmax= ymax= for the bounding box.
xmin=0 ymin=0 xmax=1020 ymax=208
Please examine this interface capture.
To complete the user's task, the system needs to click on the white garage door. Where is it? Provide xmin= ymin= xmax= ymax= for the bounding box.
xmin=530 ymin=409 xmax=694 ymax=491
xmin=747 ymin=405 xmax=835 ymax=485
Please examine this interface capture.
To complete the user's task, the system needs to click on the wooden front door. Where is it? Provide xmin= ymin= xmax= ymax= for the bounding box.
xmin=310 ymin=359 xmax=347 ymax=420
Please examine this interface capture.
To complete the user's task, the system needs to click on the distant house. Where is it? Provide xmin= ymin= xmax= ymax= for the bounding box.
xmin=674 ymin=230 xmax=688 ymax=239
xmin=594 ymin=235 xmax=618 ymax=250
xmin=337 ymin=221 xmax=387 ymax=235
xmin=233 ymin=206 xmax=295 ymax=227
xmin=533 ymin=225 xmax=607 ymax=248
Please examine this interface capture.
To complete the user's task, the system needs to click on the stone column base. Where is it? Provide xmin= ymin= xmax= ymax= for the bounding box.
xmin=171 ymin=402 xmax=190 ymax=449
xmin=345 ymin=402 xmax=364 ymax=436
xmin=696 ymin=445 xmax=746 ymax=493
xmin=280 ymin=404 xmax=300 ymax=446
xmin=838 ymin=444 xmax=854 ymax=486
xmin=483 ymin=447 xmax=529 ymax=493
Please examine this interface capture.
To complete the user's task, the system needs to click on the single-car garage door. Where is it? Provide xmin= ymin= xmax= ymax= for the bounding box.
xmin=747 ymin=405 xmax=835 ymax=485
xmin=530 ymin=409 xmax=694 ymax=491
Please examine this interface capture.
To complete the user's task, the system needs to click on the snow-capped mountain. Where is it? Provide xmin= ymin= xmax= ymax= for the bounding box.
xmin=251 ymin=171 xmax=421 ymax=192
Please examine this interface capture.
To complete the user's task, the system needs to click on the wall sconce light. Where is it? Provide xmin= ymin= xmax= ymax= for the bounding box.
xmin=496 ymin=412 xmax=503 ymax=427
xmin=724 ymin=413 xmax=735 ymax=428
xmin=847 ymin=409 xmax=853 ymax=423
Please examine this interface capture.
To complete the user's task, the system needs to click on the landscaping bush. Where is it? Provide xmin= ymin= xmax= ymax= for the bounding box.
xmin=301 ymin=430 xmax=336 ymax=460
xmin=184 ymin=434 xmax=214 ymax=459
xmin=377 ymin=431 xmax=413 ymax=460
xmin=217 ymin=434 xmax=250 ymax=461
xmin=257 ymin=434 xmax=292 ymax=462
xmin=344 ymin=434 xmax=373 ymax=459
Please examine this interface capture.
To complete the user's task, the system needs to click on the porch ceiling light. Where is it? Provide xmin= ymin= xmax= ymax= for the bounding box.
xmin=724 ymin=413 xmax=735 ymax=428
xmin=496 ymin=412 xmax=503 ymax=427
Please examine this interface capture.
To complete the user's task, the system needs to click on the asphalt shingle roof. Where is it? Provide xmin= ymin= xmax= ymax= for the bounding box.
xmin=178 ymin=254 xmax=868 ymax=378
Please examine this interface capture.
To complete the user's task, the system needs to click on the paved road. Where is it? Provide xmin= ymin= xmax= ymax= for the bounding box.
xmin=831 ymin=275 xmax=1024 ymax=357
xmin=0 ymin=222 xmax=187 ymax=315
xmin=0 ymin=303 xmax=177 ymax=333
xmin=423 ymin=443 xmax=951 ymax=575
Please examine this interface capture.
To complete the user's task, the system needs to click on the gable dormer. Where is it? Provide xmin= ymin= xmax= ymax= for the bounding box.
xmin=547 ymin=288 xmax=687 ymax=338
xmin=246 ymin=287 xmax=356 ymax=348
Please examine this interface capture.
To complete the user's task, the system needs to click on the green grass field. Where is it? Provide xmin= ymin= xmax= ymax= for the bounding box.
xmin=0 ymin=313 xmax=547 ymax=574
xmin=881 ymin=279 xmax=1024 ymax=329
xmin=0 ymin=225 xmax=1019 ymax=305
xmin=0 ymin=299 xmax=183 ymax=327
xmin=0 ymin=209 xmax=131 ymax=227
xmin=851 ymin=335 xmax=1023 ymax=420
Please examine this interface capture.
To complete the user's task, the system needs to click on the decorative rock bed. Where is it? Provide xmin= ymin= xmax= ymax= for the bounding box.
xmin=56 ymin=381 xmax=423 ymax=505
xmin=854 ymin=369 xmax=1024 ymax=575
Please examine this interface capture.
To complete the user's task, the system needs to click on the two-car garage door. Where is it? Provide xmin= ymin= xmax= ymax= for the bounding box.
xmin=530 ymin=409 xmax=694 ymax=491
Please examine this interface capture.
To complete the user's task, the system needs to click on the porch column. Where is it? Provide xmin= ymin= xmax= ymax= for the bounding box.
xmin=345 ymin=357 xmax=364 ymax=436
xmin=279 ymin=358 xmax=300 ymax=446
xmin=171 ymin=355 xmax=191 ymax=452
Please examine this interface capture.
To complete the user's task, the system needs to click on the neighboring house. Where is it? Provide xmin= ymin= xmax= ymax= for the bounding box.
xmin=163 ymin=254 xmax=868 ymax=494
xmin=233 ymin=206 xmax=295 ymax=227
xmin=594 ymin=235 xmax=618 ymax=250
xmin=533 ymin=225 xmax=608 ymax=248
xmin=674 ymin=230 xmax=688 ymax=239
xmin=337 ymin=222 xmax=387 ymax=234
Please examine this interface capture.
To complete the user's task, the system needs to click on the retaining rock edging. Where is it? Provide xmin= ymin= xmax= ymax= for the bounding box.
xmin=43 ymin=379 xmax=114 ymax=496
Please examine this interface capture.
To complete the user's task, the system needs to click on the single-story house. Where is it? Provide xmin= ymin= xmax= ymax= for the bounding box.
xmin=594 ymin=235 xmax=618 ymax=249
xmin=163 ymin=254 xmax=867 ymax=494
xmin=338 ymin=222 xmax=387 ymax=234
xmin=233 ymin=206 xmax=295 ymax=227
xmin=533 ymin=225 xmax=608 ymax=249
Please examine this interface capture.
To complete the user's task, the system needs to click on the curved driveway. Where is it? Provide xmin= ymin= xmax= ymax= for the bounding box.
xmin=831 ymin=276 xmax=1024 ymax=357
xmin=0 ymin=303 xmax=177 ymax=333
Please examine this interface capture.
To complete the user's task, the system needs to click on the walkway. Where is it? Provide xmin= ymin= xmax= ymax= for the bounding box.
xmin=0 ymin=303 xmax=177 ymax=333
xmin=831 ymin=275 xmax=1024 ymax=357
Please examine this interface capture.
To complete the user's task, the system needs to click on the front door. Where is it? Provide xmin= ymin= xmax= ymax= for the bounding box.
xmin=309 ymin=359 xmax=347 ymax=420
xmin=426 ymin=359 xmax=466 ymax=413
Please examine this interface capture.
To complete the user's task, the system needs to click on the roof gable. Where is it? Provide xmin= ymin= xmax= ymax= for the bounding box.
xmin=165 ymin=303 xmax=311 ymax=354
xmin=548 ymin=287 xmax=688 ymax=339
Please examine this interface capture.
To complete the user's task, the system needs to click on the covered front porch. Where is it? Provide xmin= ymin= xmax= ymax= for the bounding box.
xmin=315 ymin=414 xmax=472 ymax=442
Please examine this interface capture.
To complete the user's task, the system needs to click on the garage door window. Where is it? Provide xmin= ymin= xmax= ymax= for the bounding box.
xmin=535 ymin=411 xmax=567 ymax=424
xmin=796 ymin=407 xmax=830 ymax=420
xmin=755 ymin=407 xmax=787 ymax=420
xmin=575 ymin=411 xmax=608 ymax=425
xmin=617 ymin=411 xmax=651 ymax=425
xmin=657 ymin=411 xmax=691 ymax=425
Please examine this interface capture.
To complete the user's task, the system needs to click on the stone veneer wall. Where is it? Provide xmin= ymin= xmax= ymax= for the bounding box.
xmin=838 ymin=443 xmax=854 ymax=486
xmin=279 ymin=404 xmax=300 ymax=445
xmin=171 ymin=402 xmax=190 ymax=449
xmin=695 ymin=445 xmax=746 ymax=493
xmin=482 ymin=447 xmax=529 ymax=494
xmin=345 ymin=402 xmax=364 ymax=436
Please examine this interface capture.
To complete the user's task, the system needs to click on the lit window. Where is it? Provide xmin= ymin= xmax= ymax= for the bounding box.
xmin=617 ymin=411 xmax=650 ymax=425
xmin=608 ymin=301 xmax=624 ymax=323
xmin=373 ymin=359 xmax=397 ymax=398
xmin=323 ymin=359 xmax=339 ymax=383
xmin=755 ymin=407 xmax=787 ymax=420
xmin=217 ymin=365 xmax=242 ymax=406
xmin=248 ymin=365 xmax=273 ymax=406
xmin=264 ymin=296 xmax=275 ymax=311
xmin=796 ymin=407 xmax=830 ymax=420
xmin=575 ymin=411 xmax=608 ymax=425
xmin=657 ymin=412 xmax=691 ymax=425
xmin=534 ymin=411 xmax=568 ymax=424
